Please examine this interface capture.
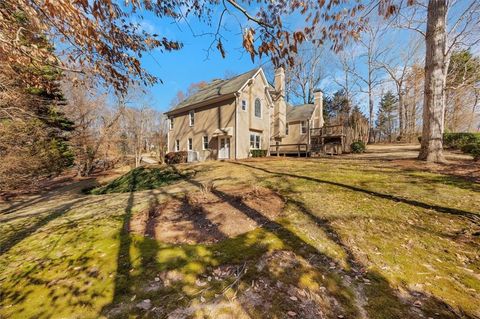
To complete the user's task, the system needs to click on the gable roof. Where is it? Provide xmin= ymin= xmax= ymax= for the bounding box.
xmin=166 ymin=68 xmax=262 ymax=115
xmin=286 ymin=103 xmax=316 ymax=122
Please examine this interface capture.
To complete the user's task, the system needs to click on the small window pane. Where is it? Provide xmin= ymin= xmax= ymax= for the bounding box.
xmin=175 ymin=139 xmax=179 ymax=151
xmin=286 ymin=124 xmax=289 ymax=135
xmin=242 ymin=100 xmax=247 ymax=111
xmin=254 ymin=99 xmax=261 ymax=118
xmin=189 ymin=111 xmax=195 ymax=126
xmin=188 ymin=138 xmax=193 ymax=151
xmin=203 ymin=136 xmax=208 ymax=150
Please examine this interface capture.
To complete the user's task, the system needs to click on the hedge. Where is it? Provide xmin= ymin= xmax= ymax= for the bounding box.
xmin=165 ymin=151 xmax=188 ymax=164
xmin=461 ymin=143 xmax=480 ymax=161
xmin=443 ymin=132 xmax=480 ymax=149
xmin=250 ymin=149 xmax=268 ymax=157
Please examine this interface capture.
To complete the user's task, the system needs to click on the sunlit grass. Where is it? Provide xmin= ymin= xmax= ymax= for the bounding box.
xmin=1 ymin=158 xmax=479 ymax=318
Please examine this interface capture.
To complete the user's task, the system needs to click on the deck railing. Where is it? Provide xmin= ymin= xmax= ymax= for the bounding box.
xmin=310 ymin=124 xmax=344 ymax=137
xmin=270 ymin=143 xmax=309 ymax=157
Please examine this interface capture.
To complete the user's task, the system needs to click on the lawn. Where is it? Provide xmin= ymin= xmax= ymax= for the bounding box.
xmin=0 ymin=156 xmax=479 ymax=318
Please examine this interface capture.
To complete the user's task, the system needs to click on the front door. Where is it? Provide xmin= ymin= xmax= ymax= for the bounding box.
xmin=218 ymin=137 xmax=230 ymax=159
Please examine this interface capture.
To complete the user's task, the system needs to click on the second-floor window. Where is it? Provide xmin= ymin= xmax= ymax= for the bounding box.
xmin=301 ymin=121 xmax=307 ymax=134
xmin=170 ymin=118 xmax=174 ymax=130
xmin=254 ymin=98 xmax=261 ymax=118
xmin=286 ymin=123 xmax=289 ymax=135
xmin=203 ymin=136 xmax=209 ymax=150
xmin=188 ymin=138 xmax=193 ymax=151
xmin=175 ymin=139 xmax=180 ymax=151
xmin=189 ymin=110 xmax=195 ymax=126
xmin=241 ymin=100 xmax=247 ymax=111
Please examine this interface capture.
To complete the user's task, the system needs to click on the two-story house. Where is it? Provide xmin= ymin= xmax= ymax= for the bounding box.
xmin=165 ymin=67 xmax=324 ymax=161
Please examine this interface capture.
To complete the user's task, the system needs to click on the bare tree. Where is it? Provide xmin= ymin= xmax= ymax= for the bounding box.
xmin=378 ymin=34 xmax=423 ymax=141
xmin=284 ymin=43 xmax=328 ymax=104
xmin=349 ymin=21 xmax=388 ymax=142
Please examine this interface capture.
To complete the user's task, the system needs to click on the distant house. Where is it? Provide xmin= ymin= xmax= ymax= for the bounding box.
xmin=165 ymin=67 xmax=324 ymax=161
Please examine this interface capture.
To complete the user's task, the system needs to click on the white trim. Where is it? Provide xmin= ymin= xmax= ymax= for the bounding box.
xmin=237 ymin=68 xmax=273 ymax=106
xmin=189 ymin=110 xmax=195 ymax=126
xmin=300 ymin=120 xmax=308 ymax=135
xmin=202 ymin=135 xmax=209 ymax=150
xmin=254 ymin=98 xmax=262 ymax=119
xmin=188 ymin=137 xmax=193 ymax=151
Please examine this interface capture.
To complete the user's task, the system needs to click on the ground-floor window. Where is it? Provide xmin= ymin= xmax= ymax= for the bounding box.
xmin=175 ymin=139 xmax=180 ymax=151
xmin=301 ymin=121 xmax=307 ymax=134
xmin=188 ymin=138 xmax=193 ymax=151
xmin=250 ymin=133 xmax=261 ymax=149
xmin=203 ymin=136 xmax=209 ymax=150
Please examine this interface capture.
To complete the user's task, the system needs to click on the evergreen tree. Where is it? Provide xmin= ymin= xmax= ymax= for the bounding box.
xmin=376 ymin=91 xmax=398 ymax=142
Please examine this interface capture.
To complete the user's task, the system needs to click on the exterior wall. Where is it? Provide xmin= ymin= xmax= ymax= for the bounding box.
xmin=167 ymin=98 xmax=236 ymax=161
xmin=275 ymin=104 xmax=322 ymax=151
xmin=282 ymin=121 xmax=309 ymax=145
xmin=236 ymin=72 xmax=272 ymax=158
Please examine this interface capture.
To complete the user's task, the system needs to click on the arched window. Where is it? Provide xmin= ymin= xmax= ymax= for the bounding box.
xmin=254 ymin=98 xmax=261 ymax=118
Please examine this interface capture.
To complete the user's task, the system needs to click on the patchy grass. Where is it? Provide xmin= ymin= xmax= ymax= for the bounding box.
xmin=87 ymin=165 xmax=189 ymax=194
xmin=1 ymin=156 xmax=479 ymax=318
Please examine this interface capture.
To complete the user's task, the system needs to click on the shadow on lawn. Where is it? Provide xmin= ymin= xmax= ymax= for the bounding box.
xmin=232 ymin=162 xmax=480 ymax=226
xmin=102 ymin=163 xmax=469 ymax=318
xmin=0 ymin=198 xmax=84 ymax=256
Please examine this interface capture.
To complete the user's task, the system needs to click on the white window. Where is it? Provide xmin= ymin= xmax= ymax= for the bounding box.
xmin=254 ymin=98 xmax=261 ymax=118
xmin=241 ymin=100 xmax=247 ymax=111
xmin=189 ymin=110 xmax=195 ymax=126
xmin=170 ymin=118 xmax=174 ymax=130
xmin=249 ymin=133 xmax=261 ymax=149
xmin=188 ymin=138 xmax=193 ymax=151
xmin=301 ymin=121 xmax=307 ymax=134
xmin=286 ymin=123 xmax=289 ymax=135
xmin=203 ymin=136 xmax=209 ymax=150
xmin=175 ymin=139 xmax=180 ymax=151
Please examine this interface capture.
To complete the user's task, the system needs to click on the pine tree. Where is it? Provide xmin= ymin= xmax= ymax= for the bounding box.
xmin=376 ymin=91 xmax=398 ymax=142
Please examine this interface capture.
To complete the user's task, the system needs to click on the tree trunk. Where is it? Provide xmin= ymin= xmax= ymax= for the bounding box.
xmin=419 ymin=0 xmax=447 ymax=162
xmin=368 ymin=88 xmax=374 ymax=143
xmin=398 ymin=92 xmax=404 ymax=140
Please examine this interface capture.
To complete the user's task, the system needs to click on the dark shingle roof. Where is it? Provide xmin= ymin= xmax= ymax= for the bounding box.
xmin=167 ymin=68 xmax=260 ymax=113
xmin=286 ymin=103 xmax=315 ymax=122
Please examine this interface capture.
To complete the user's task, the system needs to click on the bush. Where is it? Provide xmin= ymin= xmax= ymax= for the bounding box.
xmin=165 ymin=151 xmax=188 ymax=164
xmin=250 ymin=149 xmax=267 ymax=157
xmin=350 ymin=141 xmax=366 ymax=153
xmin=461 ymin=143 xmax=480 ymax=161
xmin=443 ymin=133 xmax=480 ymax=149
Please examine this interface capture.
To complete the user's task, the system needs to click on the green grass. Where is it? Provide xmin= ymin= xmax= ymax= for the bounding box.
xmin=87 ymin=165 xmax=189 ymax=194
xmin=1 ymin=158 xmax=479 ymax=318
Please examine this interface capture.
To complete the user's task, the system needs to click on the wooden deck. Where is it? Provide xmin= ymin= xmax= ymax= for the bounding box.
xmin=270 ymin=124 xmax=346 ymax=157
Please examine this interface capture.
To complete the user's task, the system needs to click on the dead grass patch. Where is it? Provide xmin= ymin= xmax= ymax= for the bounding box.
xmin=129 ymin=186 xmax=285 ymax=244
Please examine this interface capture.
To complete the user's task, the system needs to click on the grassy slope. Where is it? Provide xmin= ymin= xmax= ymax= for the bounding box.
xmin=0 ymin=159 xmax=479 ymax=318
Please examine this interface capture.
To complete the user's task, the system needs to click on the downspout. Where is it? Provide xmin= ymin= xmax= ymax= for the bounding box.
xmin=167 ymin=117 xmax=170 ymax=153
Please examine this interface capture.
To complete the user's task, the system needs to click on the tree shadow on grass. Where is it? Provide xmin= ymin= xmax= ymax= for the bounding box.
xmin=0 ymin=198 xmax=84 ymax=256
xmin=100 ymin=164 xmax=473 ymax=318
xmin=231 ymin=162 xmax=480 ymax=226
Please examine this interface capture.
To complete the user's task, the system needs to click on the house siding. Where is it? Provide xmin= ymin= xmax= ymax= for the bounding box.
xmin=168 ymin=98 xmax=236 ymax=161
xmin=236 ymin=72 xmax=272 ymax=158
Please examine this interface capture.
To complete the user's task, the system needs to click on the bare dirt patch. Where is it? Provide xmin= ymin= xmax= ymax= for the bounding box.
xmin=129 ymin=186 xmax=285 ymax=244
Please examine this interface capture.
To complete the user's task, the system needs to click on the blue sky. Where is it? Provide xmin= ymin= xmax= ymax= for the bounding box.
xmin=138 ymin=9 xmax=272 ymax=112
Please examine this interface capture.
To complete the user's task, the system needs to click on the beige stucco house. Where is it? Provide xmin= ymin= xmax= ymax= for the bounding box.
xmin=165 ymin=67 xmax=324 ymax=161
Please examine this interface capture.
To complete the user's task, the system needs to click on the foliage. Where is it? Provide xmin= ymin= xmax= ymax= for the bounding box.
xmin=165 ymin=151 xmax=188 ymax=164
xmin=461 ymin=143 xmax=480 ymax=161
xmin=376 ymin=91 xmax=398 ymax=142
xmin=443 ymin=133 xmax=480 ymax=149
xmin=323 ymin=90 xmax=350 ymax=123
xmin=350 ymin=141 xmax=366 ymax=153
xmin=250 ymin=149 xmax=268 ymax=157
xmin=89 ymin=166 xmax=187 ymax=194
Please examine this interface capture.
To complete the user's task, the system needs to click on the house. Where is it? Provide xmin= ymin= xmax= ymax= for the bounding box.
xmin=165 ymin=67 xmax=324 ymax=160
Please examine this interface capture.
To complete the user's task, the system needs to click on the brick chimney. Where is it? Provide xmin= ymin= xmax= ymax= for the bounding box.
xmin=273 ymin=67 xmax=287 ymax=139
xmin=313 ymin=89 xmax=324 ymax=128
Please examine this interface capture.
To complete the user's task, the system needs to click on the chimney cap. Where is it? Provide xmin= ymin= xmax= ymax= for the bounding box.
xmin=313 ymin=88 xmax=323 ymax=93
